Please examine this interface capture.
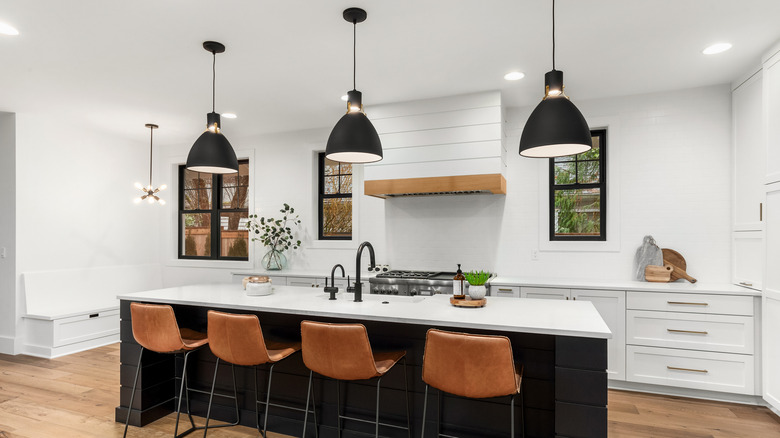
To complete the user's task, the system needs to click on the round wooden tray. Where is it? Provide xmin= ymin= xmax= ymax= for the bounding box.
xmin=450 ymin=297 xmax=486 ymax=308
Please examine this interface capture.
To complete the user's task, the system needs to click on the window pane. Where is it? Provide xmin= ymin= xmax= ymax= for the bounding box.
xmin=222 ymin=173 xmax=238 ymax=187
xmin=182 ymin=213 xmax=211 ymax=257
xmin=195 ymin=189 xmax=211 ymax=209
xmin=322 ymin=198 xmax=352 ymax=238
xmin=183 ymin=169 xmax=211 ymax=190
xmin=553 ymin=162 xmax=576 ymax=185
xmin=183 ymin=190 xmax=198 ymax=210
xmin=577 ymin=161 xmax=600 ymax=184
xmin=239 ymin=162 xmax=249 ymax=177
xmin=340 ymin=163 xmax=352 ymax=175
xmin=577 ymin=141 xmax=600 ymax=160
xmin=324 ymin=176 xmax=338 ymax=194
xmin=340 ymin=175 xmax=352 ymax=194
xmin=554 ymin=155 xmax=575 ymax=162
xmin=324 ymin=158 xmax=339 ymax=176
xmin=553 ymin=188 xmax=601 ymax=237
xmin=221 ymin=186 xmax=249 ymax=209
xmin=220 ymin=212 xmax=249 ymax=258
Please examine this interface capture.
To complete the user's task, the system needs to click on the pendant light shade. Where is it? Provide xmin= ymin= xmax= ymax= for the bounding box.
xmin=325 ymin=8 xmax=383 ymax=164
xmin=519 ymin=0 xmax=591 ymax=158
xmin=186 ymin=41 xmax=239 ymax=174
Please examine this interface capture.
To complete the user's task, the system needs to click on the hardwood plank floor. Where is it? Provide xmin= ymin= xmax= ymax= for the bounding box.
xmin=0 ymin=343 xmax=778 ymax=437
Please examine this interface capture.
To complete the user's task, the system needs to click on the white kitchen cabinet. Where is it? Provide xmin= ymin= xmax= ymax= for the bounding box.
xmin=571 ymin=289 xmax=626 ymax=381
xmin=520 ymin=287 xmax=570 ymax=300
xmin=519 ymin=286 xmax=625 ymax=380
xmin=732 ymin=231 xmax=764 ymax=291
xmin=764 ymin=50 xmax=780 ymax=184
xmin=732 ymin=70 xmax=765 ymax=231
xmin=763 ymin=183 xmax=780 ymax=411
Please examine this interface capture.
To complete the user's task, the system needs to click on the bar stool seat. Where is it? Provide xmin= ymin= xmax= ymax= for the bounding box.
xmin=123 ymin=303 xmax=237 ymax=438
xmin=301 ymin=320 xmax=411 ymax=438
xmin=421 ymin=328 xmax=524 ymax=438
xmin=203 ymin=310 xmax=316 ymax=438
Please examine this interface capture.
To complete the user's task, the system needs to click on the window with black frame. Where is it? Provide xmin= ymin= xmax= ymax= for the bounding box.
xmin=179 ymin=160 xmax=249 ymax=260
xmin=318 ymin=153 xmax=352 ymax=240
xmin=549 ymin=130 xmax=606 ymax=241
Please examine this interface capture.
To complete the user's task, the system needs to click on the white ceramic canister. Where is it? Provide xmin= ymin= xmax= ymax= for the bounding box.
xmin=246 ymin=276 xmax=272 ymax=296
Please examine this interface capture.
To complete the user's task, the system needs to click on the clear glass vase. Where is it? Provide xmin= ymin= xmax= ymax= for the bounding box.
xmin=261 ymin=249 xmax=287 ymax=271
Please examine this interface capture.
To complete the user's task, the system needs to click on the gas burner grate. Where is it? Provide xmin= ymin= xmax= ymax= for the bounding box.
xmin=376 ymin=270 xmax=440 ymax=279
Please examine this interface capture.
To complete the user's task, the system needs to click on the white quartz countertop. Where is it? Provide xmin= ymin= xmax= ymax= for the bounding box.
xmin=489 ymin=276 xmax=761 ymax=296
xmin=118 ymin=283 xmax=612 ymax=339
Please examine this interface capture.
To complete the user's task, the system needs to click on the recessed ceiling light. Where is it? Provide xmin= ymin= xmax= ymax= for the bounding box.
xmin=702 ymin=42 xmax=732 ymax=55
xmin=340 ymin=94 xmax=349 ymax=101
xmin=222 ymin=113 xmax=237 ymax=119
xmin=0 ymin=21 xmax=19 ymax=36
xmin=504 ymin=71 xmax=525 ymax=81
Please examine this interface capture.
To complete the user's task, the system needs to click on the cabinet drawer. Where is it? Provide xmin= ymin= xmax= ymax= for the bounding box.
xmin=287 ymin=277 xmax=320 ymax=288
xmin=626 ymin=345 xmax=754 ymax=395
xmin=627 ymin=310 xmax=753 ymax=354
xmin=490 ymin=285 xmax=520 ymax=298
xmin=626 ymin=292 xmax=753 ymax=316
xmin=54 ymin=310 xmax=120 ymax=347
xmin=521 ymin=287 xmax=569 ymax=300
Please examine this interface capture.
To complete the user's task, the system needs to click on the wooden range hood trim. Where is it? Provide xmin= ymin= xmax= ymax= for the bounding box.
xmin=364 ymin=174 xmax=506 ymax=199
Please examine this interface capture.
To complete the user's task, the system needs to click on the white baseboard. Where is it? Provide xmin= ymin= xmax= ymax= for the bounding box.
xmin=610 ymin=380 xmax=764 ymax=405
xmin=23 ymin=334 xmax=119 ymax=359
xmin=0 ymin=335 xmax=15 ymax=354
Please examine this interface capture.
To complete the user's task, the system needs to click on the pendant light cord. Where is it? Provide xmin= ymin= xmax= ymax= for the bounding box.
xmin=552 ymin=0 xmax=556 ymax=70
xmin=148 ymin=127 xmax=154 ymax=188
xmin=212 ymin=52 xmax=216 ymax=113
xmin=352 ymin=19 xmax=357 ymax=90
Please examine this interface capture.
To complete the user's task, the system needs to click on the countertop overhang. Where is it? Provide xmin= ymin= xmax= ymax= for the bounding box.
xmin=118 ymin=283 xmax=612 ymax=339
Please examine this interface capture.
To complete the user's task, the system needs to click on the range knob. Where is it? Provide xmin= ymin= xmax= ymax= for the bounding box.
xmin=410 ymin=288 xmax=418 ymax=296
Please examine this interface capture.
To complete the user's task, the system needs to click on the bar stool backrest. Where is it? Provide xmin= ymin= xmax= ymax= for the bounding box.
xmin=207 ymin=310 xmax=271 ymax=366
xmin=130 ymin=302 xmax=188 ymax=353
xmin=423 ymin=328 xmax=519 ymax=399
xmin=301 ymin=320 xmax=379 ymax=381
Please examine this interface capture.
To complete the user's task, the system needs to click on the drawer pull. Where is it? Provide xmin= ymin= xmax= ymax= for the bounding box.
xmin=667 ymin=301 xmax=708 ymax=306
xmin=89 ymin=313 xmax=99 ymax=318
xmin=667 ymin=366 xmax=708 ymax=374
xmin=667 ymin=329 xmax=708 ymax=335
xmin=739 ymin=282 xmax=753 ymax=287
xmin=498 ymin=288 xmax=513 ymax=292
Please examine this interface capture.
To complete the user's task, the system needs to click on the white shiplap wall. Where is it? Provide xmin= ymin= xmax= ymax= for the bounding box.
xmin=364 ymin=91 xmax=506 ymax=180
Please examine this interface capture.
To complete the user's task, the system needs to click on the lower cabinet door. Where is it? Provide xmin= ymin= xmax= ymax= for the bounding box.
xmin=572 ymin=289 xmax=626 ymax=381
xmin=763 ymin=184 xmax=780 ymax=410
xmin=626 ymin=345 xmax=754 ymax=395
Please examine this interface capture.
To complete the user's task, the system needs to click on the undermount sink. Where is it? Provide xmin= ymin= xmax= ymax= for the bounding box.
xmin=317 ymin=292 xmax=426 ymax=304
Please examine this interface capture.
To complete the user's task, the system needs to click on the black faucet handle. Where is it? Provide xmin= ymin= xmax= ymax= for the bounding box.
xmin=324 ymin=286 xmax=338 ymax=300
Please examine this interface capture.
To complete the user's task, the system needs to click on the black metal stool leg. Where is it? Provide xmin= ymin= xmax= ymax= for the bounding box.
xmin=174 ymin=350 xmax=193 ymax=437
xmin=336 ymin=380 xmax=342 ymax=438
xmin=303 ymin=370 xmax=313 ymax=438
xmin=202 ymin=357 xmax=220 ymax=437
xmin=421 ymin=384 xmax=429 ymax=438
xmin=403 ymin=357 xmax=411 ymax=438
xmin=510 ymin=394 xmax=515 ymax=438
xmin=262 ymin=363 xmax=276 ymax=437
xmin=437 ymin=389 xmax=442 ymax=438
xmin=374 ymin=377 xmax=384 ymax=438
xmin=123 ymin=346 xmax=143 ymax=438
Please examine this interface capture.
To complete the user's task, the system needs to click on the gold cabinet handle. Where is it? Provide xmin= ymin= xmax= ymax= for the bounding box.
xmin=739 ymin=281 xmax=753 ymax=287
xmin=667 ymin=301 xmax=708 ymax=306
xmin=498 ymin=288 xmax=513 ymax=292
xmin=760 ymin=202 xmax=763 ymax=221
xmin=667 ymin=366 xmax=708 ymax=373
xmin=667 ymin=329 xmax=708 ymax=335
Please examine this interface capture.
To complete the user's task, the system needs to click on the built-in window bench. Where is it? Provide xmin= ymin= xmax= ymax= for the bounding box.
xmin=22 ymin=264 xmax=162 ymax=358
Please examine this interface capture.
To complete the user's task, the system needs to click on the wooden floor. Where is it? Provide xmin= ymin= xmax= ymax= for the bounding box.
xmin=0 ymin=344 xmax=778 ymax=437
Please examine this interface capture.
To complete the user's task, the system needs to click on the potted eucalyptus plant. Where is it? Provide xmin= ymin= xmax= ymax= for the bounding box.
xmin=464 ymin=270 xmax=491 ymax=300
xmin=245 ymin=203 xmax=302 ymax=270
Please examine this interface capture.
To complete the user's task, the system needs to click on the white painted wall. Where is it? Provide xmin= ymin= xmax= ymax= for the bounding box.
xmin=9 ymin=111 xmax=161 ymax=353
xmin=0 ymin=112 xmax=16 ymax=352
xmin=160 ymin=85 xmax=732 ymax=284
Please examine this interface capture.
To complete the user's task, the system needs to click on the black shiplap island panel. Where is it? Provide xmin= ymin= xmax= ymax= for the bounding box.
xmin=116 ymin=287 xmax=609 ymax=438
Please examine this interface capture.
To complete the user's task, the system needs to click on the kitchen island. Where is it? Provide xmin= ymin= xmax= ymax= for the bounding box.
xmin=116 ymin=284 xmax=611 ymax=438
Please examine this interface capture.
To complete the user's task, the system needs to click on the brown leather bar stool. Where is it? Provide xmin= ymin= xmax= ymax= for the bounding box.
xmin=300 ymin=320 xmax=411 ymax=438
xmin=421 ymin=328 xmax=524 ymax=438
xmin=203 ymin=310 xmax=317 ymax=438
xmin=123 ymin=303 xmax=239 ymax=438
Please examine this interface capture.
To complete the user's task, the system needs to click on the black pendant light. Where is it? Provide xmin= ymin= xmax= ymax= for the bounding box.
xmin=134 ymin=124 xmax=167 ymax=205
xmin=519 ymin=0 xmax=592 ymax=158
xmin=325 ymin=7 xmax=383 ymax=164
xmin=186 ymin=41 xmax=239 ymax=174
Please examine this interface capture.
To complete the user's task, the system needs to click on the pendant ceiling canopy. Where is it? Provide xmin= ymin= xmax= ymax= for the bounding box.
xmin=325 ymin=7 xmax=383 ymax=164
xmin=519 ymin=0 xmax=592 ymax=158
xmin=186 ymin=41 xmax=239 ymax=174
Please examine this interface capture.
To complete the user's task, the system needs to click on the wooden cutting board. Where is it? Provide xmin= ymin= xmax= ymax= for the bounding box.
xmin=662 ymin=248 xmax=697 ymax=283
xmin=645 ymin=264 xmax=673 ymax=282
xmin=450 ymin=297 xmax=486 ymax=307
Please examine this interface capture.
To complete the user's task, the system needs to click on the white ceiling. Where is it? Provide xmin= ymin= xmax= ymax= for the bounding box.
xmin=1 ymin=0 xmax=779 ymax=146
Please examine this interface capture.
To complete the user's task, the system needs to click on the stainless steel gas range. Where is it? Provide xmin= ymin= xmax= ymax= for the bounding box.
xmin=369 ymin=270 xmax=456 ymax=296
